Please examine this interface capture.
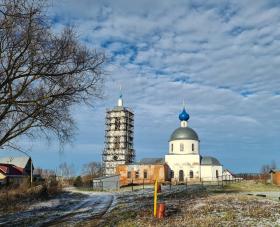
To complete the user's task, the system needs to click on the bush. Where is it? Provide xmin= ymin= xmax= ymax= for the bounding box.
xmin=73 ymin=176 xmax=83 ymax=187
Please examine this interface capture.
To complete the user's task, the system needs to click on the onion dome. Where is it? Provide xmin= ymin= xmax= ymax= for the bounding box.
xmin=179 ymin=108 xmax=190 ymax=121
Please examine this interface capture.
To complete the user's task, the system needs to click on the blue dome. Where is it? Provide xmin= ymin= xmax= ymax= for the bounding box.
xmin=179 ymin=108 xmax=190 ymax=121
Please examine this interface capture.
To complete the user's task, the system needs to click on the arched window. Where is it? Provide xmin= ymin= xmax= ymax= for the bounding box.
xmin=170 ymin=170 xmax=174 ymax=179
xmin=179 ymin=170 xmax=184 ymax=182
xmin=143 ymin=170 xmax=148 ymax=179
xmin=180 ymin=143 xmax=184 ymax=152
xmin=216 ymin=170 xmax=219 ymax=178
xmin=171 ymin=143 xmax=173 ymax=152
xmin=192 ymin=143 xmax=194 ymax=152
xmin=189 ymin=170 xmax=194 ymax=178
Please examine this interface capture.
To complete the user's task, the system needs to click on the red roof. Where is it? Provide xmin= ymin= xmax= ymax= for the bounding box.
xmin=0 ymin=163 xmax=24 ymax=176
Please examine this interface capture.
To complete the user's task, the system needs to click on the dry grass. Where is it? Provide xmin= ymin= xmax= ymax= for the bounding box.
xmin=100 ymin=186 xmax=280 ymax=227
xmin=222 ymin=180 xmax=280 ymax=192
xmin=0 ymin=179 xmax=62 ymax=213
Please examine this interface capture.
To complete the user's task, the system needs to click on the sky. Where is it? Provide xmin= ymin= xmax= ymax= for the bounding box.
xmin=1 ymin=0 xmax=280 ymax=174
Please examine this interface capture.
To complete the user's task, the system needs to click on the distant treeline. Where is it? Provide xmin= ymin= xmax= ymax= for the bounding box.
xmin=235 ymin=173 xmax=270 ymax=180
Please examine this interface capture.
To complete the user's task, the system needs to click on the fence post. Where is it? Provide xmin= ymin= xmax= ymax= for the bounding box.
xmin=132 ymin=179 xmax=133 ymax=191
xmin=143 ymin=179 xmax=144 ymax=190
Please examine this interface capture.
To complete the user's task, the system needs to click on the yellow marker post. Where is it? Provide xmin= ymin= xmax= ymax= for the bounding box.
xmin=154 ymin=178 xmax=158 ymax=217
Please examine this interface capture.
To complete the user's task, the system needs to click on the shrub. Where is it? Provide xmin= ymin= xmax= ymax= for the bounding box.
xmin=73 ymin=176 xmax=83 ymax=187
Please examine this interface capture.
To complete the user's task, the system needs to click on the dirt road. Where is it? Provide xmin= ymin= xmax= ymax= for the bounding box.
xmin=0 ymin=189 xmax=115 ymax=226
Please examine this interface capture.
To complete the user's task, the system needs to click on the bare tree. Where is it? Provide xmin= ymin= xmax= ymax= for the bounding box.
xmin=59 ymin=162 xmax=75 ymax=179
xmin=0 ymin=0 xmax=105 ymax=148
xmin=260 ymin=161 xmax=277 ymax=174
xmin=82 ymin=161 xmax=101 ymax=178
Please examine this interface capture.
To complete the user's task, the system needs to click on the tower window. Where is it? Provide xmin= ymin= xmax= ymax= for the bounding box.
xmin=190 ymin=170 xmax=194 ymax=178
xmin=216 ymin=170 xmax=219 ymax=178
xmin=171 ymin=143 xmax=173 ymax=152
xmin=114 ymin=136 xmax=120 ymax=149
xmin=127 ymin=171 xmax=131 ymax=178
xmin=115 ymin=117 xmax=120 ymax=130
xmin=192 ymin=143 xmax=194 ymax=152
xmin=180 ymin=143 xmax=184 ymax=152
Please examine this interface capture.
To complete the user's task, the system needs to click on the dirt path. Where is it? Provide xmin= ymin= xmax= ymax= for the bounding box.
xmin=0 ymin=189 xmax=115 ymax=226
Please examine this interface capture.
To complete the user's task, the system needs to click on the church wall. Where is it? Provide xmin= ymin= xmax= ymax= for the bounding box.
xmin=201 ymin=165 xmax=223 ymax=181
xmin=165 ymin=154 xmax=201 ymax=182
xmin=169 ymin=140 xmax=199 ymax=155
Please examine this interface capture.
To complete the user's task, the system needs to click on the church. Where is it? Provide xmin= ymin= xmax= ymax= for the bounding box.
xmin=165 ymin=107 xmax=223 ymax=182
xmin=104 ymin=95 xmax=227 ymax=185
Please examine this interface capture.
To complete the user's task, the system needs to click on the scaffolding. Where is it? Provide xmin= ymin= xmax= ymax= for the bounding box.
xmin=102 ymin=106 xmax=135 ymax=176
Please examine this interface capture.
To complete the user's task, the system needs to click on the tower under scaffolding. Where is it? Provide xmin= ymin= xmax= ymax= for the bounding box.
xmin=102 ymin=95 xmax=135 ymax=176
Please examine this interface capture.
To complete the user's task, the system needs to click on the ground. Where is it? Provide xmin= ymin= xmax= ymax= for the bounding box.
xmin=0 ymin=181 xmax=279 ymax=226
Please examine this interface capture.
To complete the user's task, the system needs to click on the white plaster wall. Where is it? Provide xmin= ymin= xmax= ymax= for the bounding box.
xmin=165 ymin=154 xmax=201 ymax=181
xmin=223 ymin=170 xmax=234 ymax=180
xmin=169 ymin=140 xmax=199 ymax=155
xmin=201 ymin=165 xmax=223 ymax=181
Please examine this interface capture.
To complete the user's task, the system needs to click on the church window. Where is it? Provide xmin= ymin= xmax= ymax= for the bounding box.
xmin=192 ymin=143 xmax=194 ymax=152
xmin=190 ymin=170 xmax=194 ymax=178
xmin=179 ymin=170 xmax=184 ymax=182
xmin=216 ymin=170 xmax=219 ymax=179
xmin=135 ymin=171 xmax=139 ymax=179
xmin=180 ymin=143 xmax=184 ymax=152
xmin=170 ymin=170 xmax=174 ymax=178
xmin=171 ymin=143 xmax=173 ymax=152
xmin=127 ymin=171 xmax=131 ymax=178
xmin=144 ymin=170 xmax=148 ymax=179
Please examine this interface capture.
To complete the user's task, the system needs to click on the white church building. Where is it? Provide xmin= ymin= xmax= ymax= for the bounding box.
xmin=165 ymin=107 xmax=223 ymax=182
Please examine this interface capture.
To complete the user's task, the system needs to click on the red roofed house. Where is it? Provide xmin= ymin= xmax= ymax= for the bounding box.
xmin=0 ymin=156 xmax=33 ymax=185
xmin=0 ymin=163 xmax=26 ymax=185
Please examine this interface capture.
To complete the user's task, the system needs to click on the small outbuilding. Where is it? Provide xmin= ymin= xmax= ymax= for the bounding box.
xmin=92 ymin=175 xmax=120 ymax=191
xmin=269 ymin=170 xmax=280 ymax=186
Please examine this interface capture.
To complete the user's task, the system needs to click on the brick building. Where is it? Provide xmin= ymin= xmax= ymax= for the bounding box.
xmin=116 ymin=158 xmax=170 ymax=186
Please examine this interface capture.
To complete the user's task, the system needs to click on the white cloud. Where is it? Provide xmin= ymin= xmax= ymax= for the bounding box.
xmin=25 ymin=0 xmax=280 ymax=172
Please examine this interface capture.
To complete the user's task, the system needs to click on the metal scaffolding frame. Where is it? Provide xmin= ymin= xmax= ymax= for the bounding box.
xmin=102 ymin=107 xmax=135 ymax=176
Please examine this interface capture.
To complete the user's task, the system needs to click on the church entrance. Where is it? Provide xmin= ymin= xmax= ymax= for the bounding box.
xmin=179 ymin=170 xmax=184 ymax=182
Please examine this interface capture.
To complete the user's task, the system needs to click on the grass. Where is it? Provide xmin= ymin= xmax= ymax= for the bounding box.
xmin=0 ymin=180 xmax=62 ymax=213
xmin=222 ymin=180 xmax=280 ymax=192
xmin=90 ymin=181 xmax=280 ymax=227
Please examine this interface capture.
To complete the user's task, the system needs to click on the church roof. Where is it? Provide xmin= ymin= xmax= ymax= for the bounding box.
xmin=170 ymin=127 xmax=199 ymax=141
xmin=201 ymin=156 xmax=221 ymax=166
xmin=138 ymin=158 xmax=164 ymax=165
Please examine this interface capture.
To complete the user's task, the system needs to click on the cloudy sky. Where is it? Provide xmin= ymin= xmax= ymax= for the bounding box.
xmin=2 ymin=0 xmax=280 ymax=174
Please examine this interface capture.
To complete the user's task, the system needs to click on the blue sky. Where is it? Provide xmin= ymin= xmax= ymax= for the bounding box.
xmin=1 ymin=0 xmax=280 ymax=174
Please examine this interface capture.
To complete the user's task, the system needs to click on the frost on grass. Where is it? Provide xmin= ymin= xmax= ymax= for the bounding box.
xmin=105 ymin=188 xmax=280 ymax=227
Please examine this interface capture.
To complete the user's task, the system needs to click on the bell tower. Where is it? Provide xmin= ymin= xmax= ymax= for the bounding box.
xmin=102 ymin=92 xmax=135 ymax=176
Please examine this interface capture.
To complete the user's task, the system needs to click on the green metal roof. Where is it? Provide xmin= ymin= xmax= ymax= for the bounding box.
xmin=201 ymin=156 xmax=221 ymax=166
xmin=169 ymin=127 xmax=199 ymax=141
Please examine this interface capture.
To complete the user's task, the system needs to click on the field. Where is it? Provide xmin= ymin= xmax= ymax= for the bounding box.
xmin=1 ymin=181 xmax=280 ymax=226
xmin=94 ymin=181 xmax=280 ymax=227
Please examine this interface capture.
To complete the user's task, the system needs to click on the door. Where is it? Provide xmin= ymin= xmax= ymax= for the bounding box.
xmin=179 ymin=170 xmax=184 ymax=182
